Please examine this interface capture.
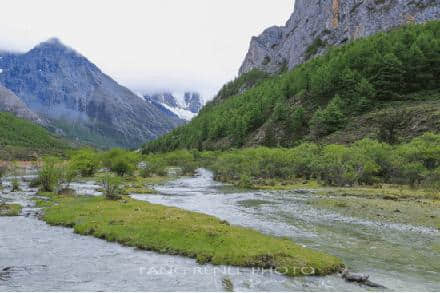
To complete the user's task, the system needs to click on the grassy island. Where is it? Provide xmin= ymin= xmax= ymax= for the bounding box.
xmin=0 ymin=203 xmax=22 ymax=216
xmin=43 ymin=195 xmax=343 ymax=277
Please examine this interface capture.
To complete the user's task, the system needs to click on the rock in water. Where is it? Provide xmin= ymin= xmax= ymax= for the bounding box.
xmin=341 ymin=269 xmax=386 ymax=289
xmin=239 ymin=0 xmax=440 ymax=75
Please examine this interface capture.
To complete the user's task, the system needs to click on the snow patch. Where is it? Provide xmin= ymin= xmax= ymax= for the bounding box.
xmin=161 ymin=103 xmax=197 ymax=121
xmin=0 ymin=69 xmax=3 ymax=74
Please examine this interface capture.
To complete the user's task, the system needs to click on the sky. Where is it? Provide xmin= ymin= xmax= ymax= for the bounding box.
xmin=0 ymin=0 xmax=293 ymax=100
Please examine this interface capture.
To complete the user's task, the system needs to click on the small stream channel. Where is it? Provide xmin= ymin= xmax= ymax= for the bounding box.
xmin=1 ymin=169 xmax=439 ymax=291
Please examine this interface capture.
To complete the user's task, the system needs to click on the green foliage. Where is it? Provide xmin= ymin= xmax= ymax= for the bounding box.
xmin=146 ymin=133 xmax=440 ymax=189
xmin=310 ymin=95 xmax=346 ymax=138
xmin=0 ymin=112 xmax=70 ymax=160
xmin=144 ymin=21 xmax=440 ymax=153
xmin=11 ymin=178 xmax=20 ymax=192
xmin=70 ymin=149 xmax=100 ymax=177
xmin=317 ymin=144 xmax=379 ymax=186
xmin=142 ymin=150 xmax=198 ymax=176
xmin=215 ymin=69 xmax=269 ymax=101
xmin=38 ymin=156 xmax=62 ymax=192
xmin=101 ymin=149 xmax=140 ymax=177
xmin=0 ymin=163 xmax=7 ymax=186
xmin=100 ymin=174 xmax=123 ymax=200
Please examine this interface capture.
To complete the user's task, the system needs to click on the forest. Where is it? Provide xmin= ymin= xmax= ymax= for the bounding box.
xmin=144 ymin=21 xmax=440 ymax=152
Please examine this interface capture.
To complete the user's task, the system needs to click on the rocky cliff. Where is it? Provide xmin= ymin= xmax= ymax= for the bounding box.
xmin=0 ymin=38 xmax=184 ymax=148
xmin=0 ymin=84 xmax=43 ymax=124
xmin=239 ymin=0 xmax=440 ymax=75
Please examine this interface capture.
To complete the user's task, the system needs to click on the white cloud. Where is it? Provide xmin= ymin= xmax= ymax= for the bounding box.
xmin=0 ymin=0 xmax=293 ymax=100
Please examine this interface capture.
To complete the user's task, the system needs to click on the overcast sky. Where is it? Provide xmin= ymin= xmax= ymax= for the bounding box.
xmin=0 ymin=0 xmax=293 ymax=100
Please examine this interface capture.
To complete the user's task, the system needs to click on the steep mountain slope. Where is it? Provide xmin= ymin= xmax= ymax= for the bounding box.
xmin=0 ymin=84 xmax=43 ymax=124
xmin=0 ymin=38 xmax=184 ymax=148
xmin=144 ymin=21 xmax=440 ymax=152
xmin=143 ymin=92 xmax=204 ymax=120
xmin=240 ymin=0 xmax=440 ymax=75
xmin=0 ymin=112 xmax=71 ymax=160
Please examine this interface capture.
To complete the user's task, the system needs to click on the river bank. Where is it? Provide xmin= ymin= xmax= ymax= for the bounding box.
xmin=1 ymin=168 xmax=439 ymax=291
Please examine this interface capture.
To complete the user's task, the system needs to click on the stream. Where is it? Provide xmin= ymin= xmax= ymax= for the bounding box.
xmin=1 ymin=169 xmax=439 ymax=291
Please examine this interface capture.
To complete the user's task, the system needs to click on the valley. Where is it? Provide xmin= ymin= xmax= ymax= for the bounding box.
xmin=0 ymin=166 xmax=439 ymax=291
xmin=1 ymin=0 xmax=440 ymax=292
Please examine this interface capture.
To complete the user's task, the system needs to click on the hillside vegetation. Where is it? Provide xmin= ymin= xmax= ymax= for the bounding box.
xmin=0 ymin=112 xmax=71 ymax=160
xmin=144 ymin=21 xmax=440 ymax=152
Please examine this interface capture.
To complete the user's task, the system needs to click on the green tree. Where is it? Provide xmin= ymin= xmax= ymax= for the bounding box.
xmin=372 ymin=53 xmax=405 ymax=100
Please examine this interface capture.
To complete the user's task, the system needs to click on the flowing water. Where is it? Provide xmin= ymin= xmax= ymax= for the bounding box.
xmin=1 ymin=169 xmax=439 ymax=291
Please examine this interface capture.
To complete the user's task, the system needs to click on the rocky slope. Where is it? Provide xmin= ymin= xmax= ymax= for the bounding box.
xmin=0 ymin=84 xmax=43 ymax=124
xmin=240 ymin=0 xmax=440 ymax=75
xmin=143 ymin=92 xmax=203 ymax=121
xmin=0 ymin=38 xmax=184 ymax=148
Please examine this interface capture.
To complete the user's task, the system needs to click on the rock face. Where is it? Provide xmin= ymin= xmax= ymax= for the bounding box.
xmin=0 ymin=84 xmax=43 ymax=124
xmin=0 ymin=38 xmax=183 ymax=148
xmin=143 ymin=91 xmax=204 ymax=121
xmin=239 ymin=0 xmax=440 ymax=75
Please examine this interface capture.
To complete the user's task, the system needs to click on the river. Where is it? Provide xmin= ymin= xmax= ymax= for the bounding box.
xmin=1 ymin=169 xmax=439 ymax=291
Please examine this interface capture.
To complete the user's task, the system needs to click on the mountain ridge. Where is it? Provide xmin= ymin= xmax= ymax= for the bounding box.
xmin=0 ymin=38 xmax=184 ymax=148
xmin=239 ymin=0 xmax=440 ymax=75
xmin=143 ymin=91 xmax=204 ymax=121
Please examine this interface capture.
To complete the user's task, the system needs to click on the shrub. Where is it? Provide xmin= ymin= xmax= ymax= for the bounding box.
xmin=140 ymin=156 xmax=167 ymax=177
xmin=38 ymin=156 xmax=62 ymax=192
xmin=0 ymin=164 xmax=7 ymax=187
xmin=317 ymin=144 xmax=379 ymax=186
xmin=100 ymin=174 xmax=123 ymax=200
xmin=285 ymin=143 xmax=321 ymax=179
xmin=70 ymin=149 xmax=100 ymax=177
xmin=101 ymin=149 xmax=140 ymax=177
xmin=11 ymin=178 xmax=20 ymax=192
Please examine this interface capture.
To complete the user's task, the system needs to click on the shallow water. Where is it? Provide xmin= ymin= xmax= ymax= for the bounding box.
xmin=1 ymin=170 xmax=439 ymax=291
xmin=133 ymin=169 xmax=440 ymax=291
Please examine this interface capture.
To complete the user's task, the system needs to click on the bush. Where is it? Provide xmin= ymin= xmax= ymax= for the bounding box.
xmin=101 ymin=149 xmax=140 ymax=177
xmin=100 ymin=174 xmax=123 ymax=200
xmin=70 ymin=149 xmax=100 ymax=177
xmin=317 ymin=144 xmax=379 ymax=186
xmin=283 ymin=143 xmax=319 ymax=179
xmin=0 ymin=164 xmax=7 ymax=187
xmin=11 ymin=178 xmax=20 ymax=192
xmin=38 ymin=156 xmax=62 ymax=192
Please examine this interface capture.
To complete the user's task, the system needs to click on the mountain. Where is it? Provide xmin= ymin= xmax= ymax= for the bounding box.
xmin=239 ymin=0 xmax=440 ymax=75
xmin=144 ymin=20 xmax=440 ymax=153
xmin=143 ymin=91 xmax=204 ymax=121
xmin=0 ymin=112 xmax=71 ymax=160
xmin=0 ymin=84 xmax=43 ymax=124
xmin=0 ymin=38 xmax=184 ymax=148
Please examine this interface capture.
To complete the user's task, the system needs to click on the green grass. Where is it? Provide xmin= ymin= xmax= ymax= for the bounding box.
xmin=43 ymin=196 xmax=343 ymax=276
xmin=0 ymin=203 xmax=22 ymax=216
xmin=0 ymin=112 xmax=71 ymax=160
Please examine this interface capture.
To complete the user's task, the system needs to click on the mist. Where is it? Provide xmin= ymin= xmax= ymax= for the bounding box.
xmin=0 ymin=0 xmax=294 ymax=101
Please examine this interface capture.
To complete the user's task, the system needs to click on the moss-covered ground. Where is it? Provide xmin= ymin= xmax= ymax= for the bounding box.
xmin=42 ymin=195 xmax=344 ymax=277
